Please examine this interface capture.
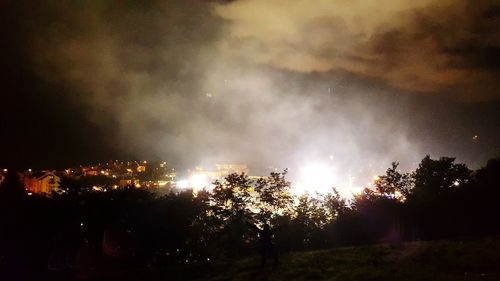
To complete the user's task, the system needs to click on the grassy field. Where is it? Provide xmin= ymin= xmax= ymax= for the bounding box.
xmin=78 ymin=236 xmax=500 ymax=281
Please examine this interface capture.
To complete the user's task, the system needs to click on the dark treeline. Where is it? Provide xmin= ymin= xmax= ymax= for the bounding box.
xmin=1 ymin=155 xmax=500 ymax=278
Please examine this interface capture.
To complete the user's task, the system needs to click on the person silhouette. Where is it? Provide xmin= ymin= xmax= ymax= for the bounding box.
xmin=246 ymin=221 xmax=280 ymax=265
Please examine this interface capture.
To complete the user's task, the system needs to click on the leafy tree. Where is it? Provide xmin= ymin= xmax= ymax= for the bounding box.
xmin=0 ymin=170 xmax=26 ymax=202
xmin=211 ymin=173 xmax=253 ymax=221
xmin=289 ymin=193 xmax=331 ymax=248
xmin=323 ymin=188 xmax=349 ymax=218
xmin=374 ymin=162 xmax=413 ymax=199
xmin=474 ymin=157 xmax=500 ymax=193
xmin=296 ymin=194 xmax=329 ymax=228
xmin=412 ymin=155 xmax=471 ymax=198
xmin=352 ymin=188 xmax=382 ymax=211
xmin=253 ymin=169 xmax=293 ymax=224
xmin=210 ymin=173 xmax=255 ymax=255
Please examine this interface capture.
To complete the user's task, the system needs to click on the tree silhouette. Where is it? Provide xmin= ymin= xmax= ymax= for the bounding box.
xmin=0 ymin=170 xmax=26 ymax=203
xmin=374 ymin=162 xmax=413 ymax=199
xmin=412 ymin=155 xmax=471 ymax=200
xmin=253 ymin=169 xmax=293 ymax=224
xmin=323 ymin=188 xmax=349 ymax=218
xmin=210 ymin=173 xmax=255 ymax=256
xmin=211 ymin=173 xmax=253 ymax=221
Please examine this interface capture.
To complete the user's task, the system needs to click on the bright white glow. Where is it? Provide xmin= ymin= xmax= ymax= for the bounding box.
xmin=295 ymin=163 xmax=335 ymax=194
xmin=291 ymin=162 xmax=367 ymax=198
xmin=176 ymin=180 xmax=189 ymax=189
xmin=338 ymin=185 xmax=364 ymax=198
xmin=190 ymin=174 xmax=209 ymax=190
xmin=176 ymin=173 xmax=211 ymax=191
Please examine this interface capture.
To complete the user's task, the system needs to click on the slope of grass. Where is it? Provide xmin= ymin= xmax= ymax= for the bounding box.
xmin=78 ymin=236 xmax=500 ymax=281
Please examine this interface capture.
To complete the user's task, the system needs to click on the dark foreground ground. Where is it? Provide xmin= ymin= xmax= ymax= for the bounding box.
xmin=76 ymin=236 xmax=500 ymax=280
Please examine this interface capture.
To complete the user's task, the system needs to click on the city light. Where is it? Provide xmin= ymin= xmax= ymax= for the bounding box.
xmin=158 ymin=181 xmax=168 ymax=187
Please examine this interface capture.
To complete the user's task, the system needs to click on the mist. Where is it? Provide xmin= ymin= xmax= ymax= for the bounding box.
xmin=4 ymin=0 xmax=499 ymax=189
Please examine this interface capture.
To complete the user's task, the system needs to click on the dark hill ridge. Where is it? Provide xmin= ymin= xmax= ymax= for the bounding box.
xmin=77 ymin=236 xmax=500 ymax=281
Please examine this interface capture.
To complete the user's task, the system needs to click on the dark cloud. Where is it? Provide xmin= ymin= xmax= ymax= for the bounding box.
xmin=367 ymin=0 xmax=500 ymax=100
xmin=215 ymin=0 xmax=500 ymax=100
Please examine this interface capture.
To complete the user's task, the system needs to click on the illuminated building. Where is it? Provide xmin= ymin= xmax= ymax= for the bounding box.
xmin=23 ymin=171 xmax=61 ymax=195
xmin=215 ymin=164 xmax=249 ymax=178
xmin=119 ymin=179 xmax=141 ymax=188
xmin=82 ymin=168 xmax=99 ymax=176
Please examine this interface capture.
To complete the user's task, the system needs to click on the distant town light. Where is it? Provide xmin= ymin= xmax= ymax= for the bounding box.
xmin=3 ymin=169 xmax=7 ymax=172
xmin=27 ymin=192 xmax=33 ymax=196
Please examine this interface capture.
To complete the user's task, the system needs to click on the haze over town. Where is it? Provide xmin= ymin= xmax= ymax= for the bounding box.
xmin=1 ymin=0 xmax=499 ymax=195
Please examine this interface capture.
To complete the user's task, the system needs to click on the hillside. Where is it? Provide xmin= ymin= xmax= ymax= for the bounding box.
xmin=78 ymin=236 xmax=500 ymax=281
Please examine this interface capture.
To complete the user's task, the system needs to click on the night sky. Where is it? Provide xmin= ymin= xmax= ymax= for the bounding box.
xmin=1 ymin=1 xmax=499 ymax=186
